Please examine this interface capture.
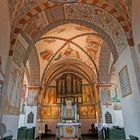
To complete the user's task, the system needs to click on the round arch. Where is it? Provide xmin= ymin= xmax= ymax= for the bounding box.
xmin=42 ymin=58 xmax=97 ymax=86
xmin=10 ymin=2 xmax=131 ymax=61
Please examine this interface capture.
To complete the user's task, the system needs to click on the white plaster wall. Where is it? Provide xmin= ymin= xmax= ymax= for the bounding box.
xmin=24 ymin=106 xmax=37 ymax=128
xmin=114 ymin=110 xmax=124 ymax=127
xmin=0 ymin=0 xmax=10 ymax=80
xmin=115 ymin=47 xmax=140 ymax=139
xmin=18 ymin=114 xmax=26 ymax=128
xmin=2 ymin=115 xmax=19 ymax=139
xmin=132 ymin=0 xmax=140 ymax=45
xmin=18 ymin=106 xmax=37 ymax=129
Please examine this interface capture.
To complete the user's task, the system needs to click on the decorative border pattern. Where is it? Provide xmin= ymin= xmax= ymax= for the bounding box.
xmin=9 ymin=1 xmax=133 ymax=57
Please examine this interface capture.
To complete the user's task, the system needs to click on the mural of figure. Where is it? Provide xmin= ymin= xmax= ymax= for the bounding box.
xmin=40 ymin=50 xmax=53 ymax=61
xmin=64 ymin=45 xmax=74 ymax=56
xmin=10 ymin=68 xmax=21 ymax=108
xmin=4 ymin=65 xmax=23 ymax=115
xmin=80 ymin=106 xmax=87 ymax=118
xmin=52 ymin=107 xmax=59 ymax=118
xmin=83 ymin=86 xmax=93 ymax=103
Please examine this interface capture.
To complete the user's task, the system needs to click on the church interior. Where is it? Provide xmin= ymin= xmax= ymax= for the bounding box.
xmin=0 ymin=0 xmax=140 ymax=140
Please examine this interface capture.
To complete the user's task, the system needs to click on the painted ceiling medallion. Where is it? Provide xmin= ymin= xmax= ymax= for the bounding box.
xmin=49 ymin=0 xmax=77 ymax=3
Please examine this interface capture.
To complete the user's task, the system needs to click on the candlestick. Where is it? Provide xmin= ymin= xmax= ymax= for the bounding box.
xmin=96 ymin=111 xmax=99 ymax=123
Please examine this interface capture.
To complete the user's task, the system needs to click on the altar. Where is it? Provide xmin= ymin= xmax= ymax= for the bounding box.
xmin=55 ymin=74 xmax=82 ymax=140
xmin=56 ymin=122 xmax=81 ymax=139
xmin=56 ymin=98 xmax=82 ymax=140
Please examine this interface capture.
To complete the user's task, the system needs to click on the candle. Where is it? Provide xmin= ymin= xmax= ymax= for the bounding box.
xmin=96 ymin=111 xmax=99 ymax=123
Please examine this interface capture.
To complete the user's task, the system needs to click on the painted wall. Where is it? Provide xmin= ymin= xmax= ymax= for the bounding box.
xmin=0 ymin=0 xmax=10 ymax=120
xmin=0 ymin=0 xmax=10 ymax=80
xmin=115 ymin=46 xmax=140 ymax=139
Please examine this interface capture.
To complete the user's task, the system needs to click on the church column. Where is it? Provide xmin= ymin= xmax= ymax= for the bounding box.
xmin=114 ymin=46 xmax=140 ymax=139
xmin=0 ymin=0 xmax=11 ymax=121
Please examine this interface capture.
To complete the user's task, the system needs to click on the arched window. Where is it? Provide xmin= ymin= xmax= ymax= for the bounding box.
xmin=27 ymin=112 xmax=34 ymax=123
xmin=105 ymin=111 xmax=112 ymax=123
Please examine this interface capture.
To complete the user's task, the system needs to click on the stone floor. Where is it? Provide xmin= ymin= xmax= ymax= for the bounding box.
xmin=35 ymin=135 xmax=92 ymax=140
xmin=35 ymin=135 xmax=128 ymax=140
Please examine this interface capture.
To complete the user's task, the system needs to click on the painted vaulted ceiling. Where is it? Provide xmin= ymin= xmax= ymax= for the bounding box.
xmin=35 ymin=23 xmax=103 ymax=79
xmin=9 ymin=0 xmax=131 ymax=85
xmin=8 ymin=0 xmax=132 ymax=25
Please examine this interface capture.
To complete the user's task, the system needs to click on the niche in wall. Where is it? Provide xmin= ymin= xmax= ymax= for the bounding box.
xmin=27 ymin=112 xmax=34 ymax=123
xmin=105 ymin=111 xmax=112 ymax=123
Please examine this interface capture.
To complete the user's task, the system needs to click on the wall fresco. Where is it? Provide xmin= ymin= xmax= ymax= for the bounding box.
xmin=13 ymin=40 xmax=25 ymax=68
xmin=101 ymin=89 xmax=112 ymax=106
xmin=4 ymin=64 xmax=23 ymax=115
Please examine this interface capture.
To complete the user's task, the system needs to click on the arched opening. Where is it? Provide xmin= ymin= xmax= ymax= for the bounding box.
xmin=15 ymin=22 xmax=125 ymax=139
xmin=1 ymin=1 xmax=135 ymax=139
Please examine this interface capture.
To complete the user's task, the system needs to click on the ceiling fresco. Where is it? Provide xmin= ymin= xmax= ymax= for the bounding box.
xmin=103 ymin=0 xmax=132 ymax=19
xmin=8 ymin=1 xmax=131 ymax=86
xmin=10 ymin=1 xmax=132 ymax=59
xmin=8 ymin=0 xmax=132 ymax=24
xmin=35 ymin=23 xmax=104 ymax=78
xmin=9 ymin=0 xmax=133 ymax=57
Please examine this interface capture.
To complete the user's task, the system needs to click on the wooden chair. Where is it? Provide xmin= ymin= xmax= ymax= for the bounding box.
xmin=89 ymin=124 xmax=98 ymax=134
xmin=45 ymin=124 xmax=51 ymax=134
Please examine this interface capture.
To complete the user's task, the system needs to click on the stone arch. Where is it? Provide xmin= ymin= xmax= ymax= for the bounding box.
xmin=34 ymin=19 xmax=118 ymax=61
xmin=10 ymin=2 xmax=131 ymax=60
xmin=42 ymin=58 xmax=97 ymax=87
